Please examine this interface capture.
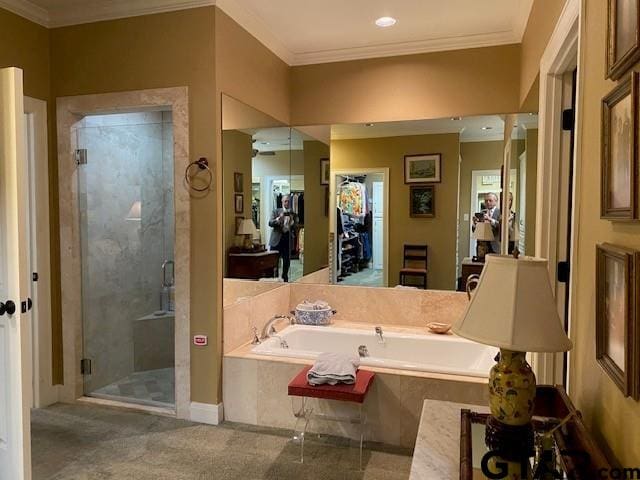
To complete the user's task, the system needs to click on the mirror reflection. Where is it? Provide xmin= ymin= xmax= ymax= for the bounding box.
xmin=222 ymin=95 xmax=330 ymax=288
xmin=222 ymin=95 xmax=538 ymax=295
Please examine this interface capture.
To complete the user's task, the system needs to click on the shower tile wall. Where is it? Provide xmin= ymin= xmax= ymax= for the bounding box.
xmin=78 ymin=111 xmax=175 ymax=394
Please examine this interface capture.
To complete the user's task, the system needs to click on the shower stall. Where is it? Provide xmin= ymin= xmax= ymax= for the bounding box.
xmin=77 ymin=110 xmax=176 ymax=408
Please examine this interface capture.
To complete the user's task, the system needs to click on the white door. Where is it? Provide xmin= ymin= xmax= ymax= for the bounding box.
xmin=372 ymin=182 xmax=384 ymax=270
xmin=0 ymin=67 xmax=32 ymax=480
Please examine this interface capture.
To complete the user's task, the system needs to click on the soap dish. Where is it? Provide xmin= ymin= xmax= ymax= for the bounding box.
xmin=426 ymin=322 xmax=452 ymax=334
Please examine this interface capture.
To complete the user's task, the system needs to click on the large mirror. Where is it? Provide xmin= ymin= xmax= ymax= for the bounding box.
xmin=222 ymin=94 xmax=538 ymax=295
xmin=328 ymin=114 xmax=538 ymax=291
xmin=222 ymin=95 xmax=330 ymax=295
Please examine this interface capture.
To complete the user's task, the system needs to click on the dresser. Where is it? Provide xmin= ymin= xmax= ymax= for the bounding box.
xmin=227 ymin=249 xmax=279 ymax=280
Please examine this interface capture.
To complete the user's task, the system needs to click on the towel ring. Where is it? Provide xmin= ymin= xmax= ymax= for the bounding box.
xmin=185 ymin=157 xmax=212 ymax=192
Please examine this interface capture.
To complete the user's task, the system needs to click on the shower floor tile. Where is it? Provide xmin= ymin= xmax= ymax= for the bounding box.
xmin=91 ymin=367 xmax=175 ymax=408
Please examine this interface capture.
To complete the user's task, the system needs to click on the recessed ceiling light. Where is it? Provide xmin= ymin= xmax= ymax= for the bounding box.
xmin=482 ymin=126 xmax=493 ymax=131
xmin=365 ymin=123 xmax=375 ymax=127
xmin=375 ymin=16 xmax=397 ymax=28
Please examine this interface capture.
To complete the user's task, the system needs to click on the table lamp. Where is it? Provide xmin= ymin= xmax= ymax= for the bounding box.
xmin=237 ymin=219 xmax=257 ymax=250
xmin=452 ymin=253 xmax=572 ymax=459
xmin=473 ymin=222 xmax=495 ymax=262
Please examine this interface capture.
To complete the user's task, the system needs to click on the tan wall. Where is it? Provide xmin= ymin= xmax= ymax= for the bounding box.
xmin=50 ymin=7 xmax=220 ymax=403
xmin=519 ymin=0 xmax=568 ymax=108
xmin=569 ymin=0 xmax=640 ymax=466
xmin=332 ymin=134 xmax=460 ymax=289
xmin=214 ymin=10 xmax=292 ymax=402
xmin=0 ymin=7 xmax=62 ymax=381
xmin=303 ymin=140 xmax=330 ymax=274
xmin=223 ymin=130 xmax=253 ymax=273
xmin=458 ymin=141 xmax=504 ymax=263
xmin=291 ymin=45 xmax=522 ymax=126
xmin=524 ymin=129 xmax=538 ymax=256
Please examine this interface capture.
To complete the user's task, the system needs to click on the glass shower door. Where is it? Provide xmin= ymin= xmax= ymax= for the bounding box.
xmin=77 ymin=111 xmax=176 ymax=408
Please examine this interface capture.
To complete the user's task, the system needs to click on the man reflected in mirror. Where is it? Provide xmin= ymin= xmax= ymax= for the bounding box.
xmin=472 ymin=192 xmax=501 ymax=253
xmin=269 ymin=194 xmax=297 ymax=282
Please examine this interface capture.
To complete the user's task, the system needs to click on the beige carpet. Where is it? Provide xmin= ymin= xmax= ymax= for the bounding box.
xmin=32 ymin=403 xmax=413 ymax=480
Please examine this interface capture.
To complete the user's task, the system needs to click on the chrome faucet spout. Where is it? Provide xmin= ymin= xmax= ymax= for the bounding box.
xmin=375 ymin=326 xmax=384 ymax=343
xmin=260 ymin=314 xmax=296 ymax=340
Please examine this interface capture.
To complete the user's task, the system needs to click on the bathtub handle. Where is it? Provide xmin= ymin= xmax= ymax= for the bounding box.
xmin=466 ymin=275 xmax=481 ymax=300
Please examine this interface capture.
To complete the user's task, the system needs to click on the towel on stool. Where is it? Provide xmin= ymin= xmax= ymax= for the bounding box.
xmin=307 ymin=352 xmax=360 ymax=385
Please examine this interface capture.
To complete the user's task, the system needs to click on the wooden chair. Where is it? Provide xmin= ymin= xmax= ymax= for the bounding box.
xmin=399 ymin=244 xmax=428 ymax=289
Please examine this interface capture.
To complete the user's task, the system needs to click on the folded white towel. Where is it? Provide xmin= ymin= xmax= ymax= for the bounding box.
xmin=307 ymin=352 xmax=360 ymax=386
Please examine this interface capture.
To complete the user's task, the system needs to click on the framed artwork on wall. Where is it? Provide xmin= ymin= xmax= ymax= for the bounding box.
xmin=320 ymin=158 xmax=330 ymax=185
xmin=235 ymin=216 xmax=244 ymax=235
xmin=409 ymin=185 xmax=435 ymax=218
xmin=595 ymin=243 xmax=639 ymax=399
xmin=607 ymin=0 xmax=640 ymax=80
xmin=404 ymin=154 xmax=441 ymax=183
xmin=234 ymin=193 xmax=244 ymax=214
xmin=234 ymin=172 xmax=244 ymax=193
xmin=601 ymin=72 xmax=638 ymax=220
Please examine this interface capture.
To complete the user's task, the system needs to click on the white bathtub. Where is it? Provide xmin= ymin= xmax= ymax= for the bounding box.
xmin=251 ymin=325 xmax=498 ymax=377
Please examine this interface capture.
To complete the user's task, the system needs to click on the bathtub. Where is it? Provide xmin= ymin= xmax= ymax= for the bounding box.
xmin=250 ymin=324 xmax=498 ymax=378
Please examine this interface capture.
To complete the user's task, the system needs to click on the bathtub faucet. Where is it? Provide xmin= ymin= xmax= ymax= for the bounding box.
xmin=261 ymin=314 xmax=295 ymax=340
xmin=375 ymin=326 xmax=384 ymax=343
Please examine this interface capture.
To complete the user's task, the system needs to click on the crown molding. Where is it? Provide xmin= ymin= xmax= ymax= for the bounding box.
xmin=0 ymin=0 xmax=49 ymax=26
xmin=47 ymin=0 xmax=215 ymax=27
xmin=214 ymin=0 xmax=294 ymax=64
xmin=290 ymin=30 xmax=520 ymax=66
xmin=1 ymin=0 xmax=533 ymax=68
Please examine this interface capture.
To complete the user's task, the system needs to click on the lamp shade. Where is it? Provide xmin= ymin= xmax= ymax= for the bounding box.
xmin=237 ymin=218 xmax=257 ymax=236
xmin=473 ymin=222 xmax=495 ymax=241
xmin=452 ymin=255 xmax=572 ymax=353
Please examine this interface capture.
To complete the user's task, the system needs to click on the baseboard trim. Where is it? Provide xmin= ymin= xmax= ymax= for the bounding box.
xmin=190 ymin=401 xmax=223 ymax=425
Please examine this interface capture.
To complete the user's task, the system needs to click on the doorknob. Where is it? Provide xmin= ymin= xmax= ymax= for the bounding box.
xmin=0 ymin=300 xmax=16 ymax=316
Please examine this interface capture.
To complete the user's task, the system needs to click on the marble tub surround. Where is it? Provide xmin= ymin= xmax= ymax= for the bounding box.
xmin=409 ymin=400 xmax=488 ymax=479
xmin=223 ymin=284 xmax=291 ymax=354
xmin=57 ymin=88 xmax=190 ymax=419
xmin=223 ymin=355 xmax=488 ymax=448
xmin=223 ymin=278 xmax=285 ymax=307
xmin=296 ymin=267 xmax=330 ymax=284
xmin=288 ymin=283 xmax=468 ymax=328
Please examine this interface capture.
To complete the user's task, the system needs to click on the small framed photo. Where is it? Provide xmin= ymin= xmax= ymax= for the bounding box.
xmin=234 ymin=172 xmax=244 ymax=193
xmin=235 ymin=216 xmax=244 ymax=234
xmin=607 ymin=0 xmax=640 ymax=80
xmin=409 ymin=185 xmax=435 ymax=218
xmin=601 ymin=72 xmax=639 ymax=220
xmin=324 ymin=186 xmax=329 ymax=217
xmin=320 ymin=158 xmax=330 ymax=185
xmin=234 ymin=193 xmax=244 ymax=214
xmin=596 ymin=243 xmax=639 ymax=398
xmin=405 ymin=154 xmax=441 ymax=184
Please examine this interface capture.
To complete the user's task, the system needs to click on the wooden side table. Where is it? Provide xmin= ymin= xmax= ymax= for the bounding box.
xmin=227 ymin=249 xmax=279 ymax=280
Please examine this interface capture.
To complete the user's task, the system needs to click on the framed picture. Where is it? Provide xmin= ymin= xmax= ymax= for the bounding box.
xmin=235 ymin=216 xmax=244 ymax=235
xmin=409 ymin=185 xmax=435 ymax=218
xmin=404 ymin=154 xmax=441 ymax=184
xmin=601 ymin=72 xmax=638 ymax=220
xmin=320 ymin=158 xmax=330 ymax=185
xmin=596 ymin=243 xmax=639 ymax=398
xmin=234 ymin=193 xmax=244 ymax=214
xmin=234 ymin=172 xmax=244 ymax=193
xmin=607 ymin=0 xmax=640 ymax=80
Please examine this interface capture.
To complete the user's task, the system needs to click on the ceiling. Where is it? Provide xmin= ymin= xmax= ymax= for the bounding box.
xmin=332 ymin=114 xmax=538 ymax=143
xmin=2 ymin=0 xmax=534 ymax=65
